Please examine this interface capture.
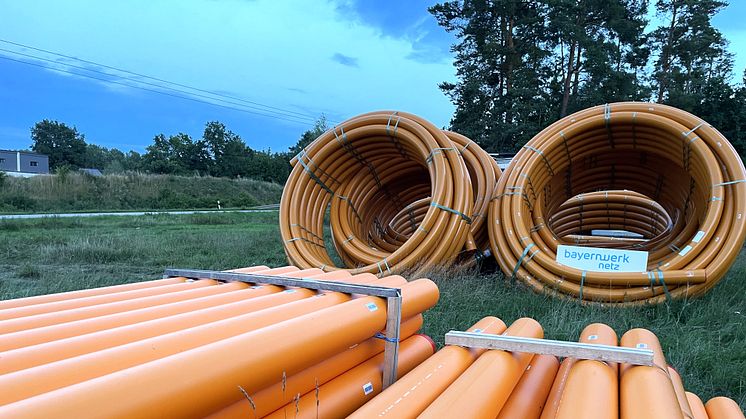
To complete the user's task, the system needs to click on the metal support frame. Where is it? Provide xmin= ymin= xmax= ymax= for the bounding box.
xmin=163 ymin=268 xmax=403 ymax=388
xmin=445 ymin=331 xmax=654 ymax=366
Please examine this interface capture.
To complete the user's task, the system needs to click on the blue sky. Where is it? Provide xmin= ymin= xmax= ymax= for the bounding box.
xmin=0 ymin=0 xmax=744 ymax=154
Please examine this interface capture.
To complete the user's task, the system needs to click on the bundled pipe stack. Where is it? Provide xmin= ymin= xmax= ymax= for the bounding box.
xmin=282 ymin=104 xmax=746 ymax=304
xmin=352 ymin=317 xmax=745 ymax=419
xmin=0 ymin=266 xmax=440 ymax=418
xmin=490 ymin=102 xmax=746 ymax=304
xmin=280 ymin=110 xmax=500 ymax=275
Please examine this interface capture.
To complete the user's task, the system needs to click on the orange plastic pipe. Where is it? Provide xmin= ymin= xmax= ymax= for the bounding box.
xmin=281 ymin=111 xmax=478 ymax=275
xmin=0 ymin=266 xmax=321 ymax=351
xmin=490 ymin=102 xmax=746 ymax=304
xmin=419 ymin=317 xmax=544 ymax=419
xmin=0 ymin=279 xmax=227 ymax=334
xmin=0 ymin=280 xmax=241 ymax=321
xmin=668 ymin=366 xmax=694 ymax=419
xmin=349 ymin=316 xmax=507 ymax=418
xmin=620 ymin=328 xmax=683 ymax=419
xmin=0 ymin=270 xmax=391 ymax=402
xmin=0 ymin=278 xmax=438 ymax=418
xmin=205 ymin=315 xmax=424 ymax=419
xmin=552 ymin=323 xmax=619 ymax=419
xmin=0 ymin=287 xmax=315 ymax=374
xmin=0 ymin=291 xmax=353 ymax=405
xmin=264 ymin=334 xmax=436 ymax=419
xmin=0 ymin=276 xmax=191 ymax=310
xmin=705 ymin=397 xmax=745 ymax=419
xmin=540 ymin=357 xmax=576 ymax=419
xmin=686 ymin=392 xmax=710 ymax=419
xmin=496 ymin=354 xmax=559 ymax=419
xmin=0 ymin=282 xmax=279 ymax=351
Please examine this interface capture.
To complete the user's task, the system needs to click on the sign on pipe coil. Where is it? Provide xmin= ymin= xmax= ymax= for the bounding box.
xmin=280 ymin=110 xmax=500 ymax=275
xmin=490 ymin=102 xmax=746 ymax=304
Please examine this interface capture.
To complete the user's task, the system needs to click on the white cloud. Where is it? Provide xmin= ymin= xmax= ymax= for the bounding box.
xmin=0 ymin=0 xmax=457 ymax=126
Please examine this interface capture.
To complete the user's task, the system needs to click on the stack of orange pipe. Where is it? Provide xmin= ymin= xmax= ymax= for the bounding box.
xmin=280 ymin=111 xmax=501 ymax=275
xmin=490 ymin=102 xmax=746 ymax=304
xmin=0 ymin=266 xmax=440 ymax=418
xmin=353 ymin=317 xmax=744 ymax=419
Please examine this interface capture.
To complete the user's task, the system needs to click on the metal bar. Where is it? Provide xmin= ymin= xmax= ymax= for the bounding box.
xmin=166 ymin=268 xmax=405 ymax=388
xmin=445 ymin=331 xmax=654 ymax=366
xmin=381 ymin=294 xmax=402 ymax=389
xmin=163 ymin=268 xmax=400 ymax=297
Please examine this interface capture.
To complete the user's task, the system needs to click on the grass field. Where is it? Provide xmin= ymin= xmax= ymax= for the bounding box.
xmin=0 ymin=212 xmax=743 ymax=408
xmin=0 ymin=172 xmax=283 ymax=213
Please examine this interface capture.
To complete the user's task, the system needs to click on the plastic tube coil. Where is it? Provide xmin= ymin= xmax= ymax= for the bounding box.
xmin=489 ymin=102 xmax=746 ymax=304
xmin=281 ymin=111 xmax=500 ymax=274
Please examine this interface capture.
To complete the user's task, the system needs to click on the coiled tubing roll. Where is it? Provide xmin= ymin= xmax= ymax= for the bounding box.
xmin=549 ymin=190 xmax=672 ymax=249
xmin=281 ymin=111 xmax=500 ymax=274
xmin=490 ymin=102 xmax=746 ymax=304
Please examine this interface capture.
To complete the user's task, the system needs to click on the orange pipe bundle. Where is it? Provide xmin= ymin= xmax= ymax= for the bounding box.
xmin=352 ymin=318 xmax=743 ymax=419
xmin=705 ymin=397 xmax=746 ymax=419
xmin=263 ymin=334 xmax=436 ymax=418
xmin=0 ymin=269 xmax=386 ymax=374
xmin=419 ymin=317 xmax=544 ymax=418
xmin=490 ymin=102 xmax=746 ymax=304
xmin=545 ymin=323 xmax=619 ymax=419
xmin=620 ymin=328 xmax=683 ymax=419
xmin=496 ymin=354 xmax=559 ymax=419
xmin=206 ymin=315 xmax=425 ymax=418
xmin=280 ymin=110 xmax=500 ymax=275
xmin=0 ymin=266 xmax=440 ymax=419
xmin=349 ymin=316 xmax=508 ymax=418
xmin=0 ymin=275 xmax=191 ymax=310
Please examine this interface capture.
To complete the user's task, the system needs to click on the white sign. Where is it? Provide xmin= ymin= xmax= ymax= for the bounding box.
xmin=556 ymin=245 xmax=648 ymax=273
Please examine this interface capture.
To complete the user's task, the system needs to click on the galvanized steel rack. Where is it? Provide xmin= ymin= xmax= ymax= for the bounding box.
xmin=445 ymin=331 xmax=655 ymax=366
xmin=163 ymin=268 xmax=403 ymax=388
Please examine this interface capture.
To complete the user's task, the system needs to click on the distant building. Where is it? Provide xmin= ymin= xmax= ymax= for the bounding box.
xmin=0 ymin=150 xmax=50 ymax=176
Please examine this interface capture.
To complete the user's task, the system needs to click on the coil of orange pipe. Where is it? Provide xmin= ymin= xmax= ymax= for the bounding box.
xmin=490 ymin=102 xmax=746 ymax=304
xmin=280 ymin=111 xmax=500 ymax=274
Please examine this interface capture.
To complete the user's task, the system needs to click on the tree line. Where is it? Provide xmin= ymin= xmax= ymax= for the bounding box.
xmin=430 ymin=0 xmax=746 ymax=155
xmin=28 ymin=117 xmax=327 ymax=184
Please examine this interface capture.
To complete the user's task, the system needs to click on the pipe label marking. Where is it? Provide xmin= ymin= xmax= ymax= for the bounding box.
xmin=679 ymin=245 xmax=693 ymax=256
xmin=363 ymin=382 xmax=374 ymax=395
xmin=556 ymin=245 xmax=648 ymax=272
xmin=366 ymin=302 xmax=378 ymax=312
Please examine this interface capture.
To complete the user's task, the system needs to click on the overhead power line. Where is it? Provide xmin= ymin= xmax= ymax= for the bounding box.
xmin=0 ymin=39 xmax=339 ymax=125
xmin=0 ymin=54 xmax=318 ymax=126
xmin=0 ymin=47 xmax=319 ymax=125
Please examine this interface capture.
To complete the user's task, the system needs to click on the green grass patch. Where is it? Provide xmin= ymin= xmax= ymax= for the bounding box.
xmin=0 ymin=172 xmax=282 ymax=213
xmin=0 ymin=212 xmax=742 ymax=408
